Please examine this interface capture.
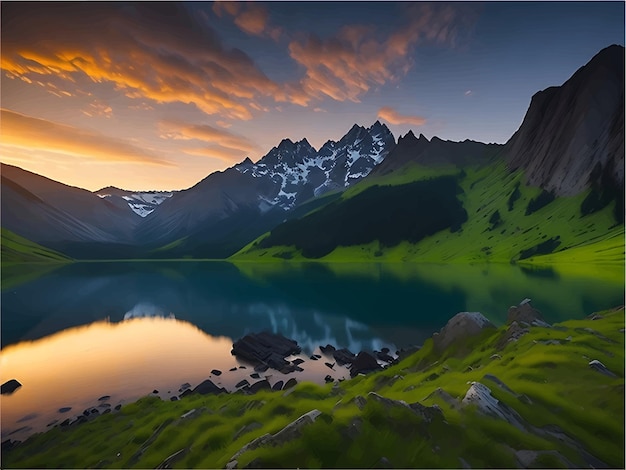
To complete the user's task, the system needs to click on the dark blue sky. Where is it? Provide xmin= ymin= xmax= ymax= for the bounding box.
xmin=1 ymin=1 xmax=624 ymax=190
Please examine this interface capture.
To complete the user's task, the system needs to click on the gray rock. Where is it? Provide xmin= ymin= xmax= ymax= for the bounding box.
xmin=250 ymin=373 xmax=260 ymax=379
xmin=236 ymin=379 xmax=250 ymax=389
xmin=291 ymin=358 xmax=305 ymax=365
xmin=272 ymin=381 xmax=283 ymax=391
xmin=515 ymin=449 xmax=576 ymax=468
xmin=433 ymin=312 xmax=495 ymax=352
xmin=588 ymin=359 xmax=617 ymax=377
xmin=353 ymin=395 xmax=367 ymax=410
xmin=211 ymin=369 xmax=222 ymax=376
xmin=58 ymin=407 xmax=72 ymax=413
xmin=507 ymin=299 xmax=549 ymax=327
xmin=462 ymin=382 xmax=526 ymax=430
xmin=227 ymin=410 xmax=322 ymax=467
xmin=226 ymin=460 xmax=238 ymax=469
xmin=97 ymin=395 xmax=110 ymax=401
xmin=320 ymin=344 xmax=336 ymax=354
xmin=155 ymin=447 xmax=188 ymax=469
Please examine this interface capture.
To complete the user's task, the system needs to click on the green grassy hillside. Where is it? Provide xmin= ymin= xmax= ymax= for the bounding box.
xmin=4 ymin=306 xmax=623 ymax=469
xmin=233 ymin=162 xmax=624 ymax=268
xmin=1 ymin=228 xmax=72 ymax=264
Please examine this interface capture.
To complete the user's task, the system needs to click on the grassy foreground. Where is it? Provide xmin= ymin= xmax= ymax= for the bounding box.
xmin=3 ymin=306 xmax=624 ymax=469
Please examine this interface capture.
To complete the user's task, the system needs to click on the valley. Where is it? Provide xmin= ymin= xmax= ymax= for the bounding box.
xmin=1 ymin=9 xmax=623 ymax=468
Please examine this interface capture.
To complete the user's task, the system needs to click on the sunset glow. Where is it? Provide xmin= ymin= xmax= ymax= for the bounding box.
xmin=1 ymin=2 xmax=623 ymax=191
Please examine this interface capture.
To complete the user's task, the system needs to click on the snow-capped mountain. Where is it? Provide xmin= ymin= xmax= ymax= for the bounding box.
xmin=95 ymin=187 xmax=174 ymax=217
xmin=235 ymin=121 xmax=395 ymax=209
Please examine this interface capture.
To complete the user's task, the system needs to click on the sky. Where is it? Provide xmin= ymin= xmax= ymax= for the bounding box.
xmin=1 ymin=2 xmax=624 ymax=191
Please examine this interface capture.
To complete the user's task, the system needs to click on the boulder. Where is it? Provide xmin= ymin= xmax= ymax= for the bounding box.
xmin=350 ymin=352 xmax=381 ymax=377
xmin=1 ymin=379 xmax=22 ymax=395
xmin=320 ymin=344 xmax=336 ymax=354
xmin=333 ymin=348 xmax=356 ymax=365
xmin=507 ymin=298 xmax=549 ymax=327
xmin=250 ymin=373 xmax=261 ymax=379
xmin=179 ymin=389 xmax=193 ymax=398
xmin=211 ymin=369 xmax=222 ymax=376
xmin=461 ymin=382 xmax=525 ymax=430
xmin=192 ymin=379 xmax=227 ymax=395
xmin=231 ymin=332 xmax=301 ymax=372
xmin=291 ymin=358 xmax=305 ymax=365
xmin=283 ymin=378 xmax=297 ymax=390
xmin=114 ymin=404 xmax=122 ymax=411
xmin=324 ymin=375 xmax=334 ymax=383
xmin=433 ymin=312 xmax=495 ymax=352
xmin=272 ymin=381 xmax=284 ymax=391
xmin=235 ymin=379 xmax=250 ymax=389
xmin=248 ymin=380 xmax=271 ymax=394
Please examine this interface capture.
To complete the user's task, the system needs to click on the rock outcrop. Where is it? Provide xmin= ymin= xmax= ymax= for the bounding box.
xmin=432 ymin=312 xmax=495 ymax=352
xmin=505 ymin=45 xmax=624 ymax=199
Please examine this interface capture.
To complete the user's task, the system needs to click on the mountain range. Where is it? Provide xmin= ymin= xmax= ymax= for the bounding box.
xmin=1 ymin=45 xmax=624 ymax=263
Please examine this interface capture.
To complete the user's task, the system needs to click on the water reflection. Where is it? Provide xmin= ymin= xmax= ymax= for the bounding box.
xmin=0 ymin=317 xmax=350 ymax=441
xmin=0 ymin=260 xmax=623 ymax=442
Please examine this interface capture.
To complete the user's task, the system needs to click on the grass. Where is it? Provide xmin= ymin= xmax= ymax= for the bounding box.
xmin=3 ymin=306 xmax=624 ymax=469
xmin=232 ymin=161 xmax=624 ymax=270
xmin=1 ymin=228 xmax=72 ymax=264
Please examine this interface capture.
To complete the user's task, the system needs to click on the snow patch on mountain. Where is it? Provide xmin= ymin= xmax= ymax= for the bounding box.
xmin=96 ymin=188 xmax=174 ymax=217
xmin=235 ymin=121 xmax=395 ymax=210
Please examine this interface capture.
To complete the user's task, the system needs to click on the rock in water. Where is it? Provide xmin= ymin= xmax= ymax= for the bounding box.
xmin=192 ymin=379 xmax=227 ymax=395
xmin=283 ymin=378 xmax=297 ymax=390
xmin=432 ymin=312 xmax=495 ymax=352
xmin=333 ymin=348 xmax=356 ymax=365
xmin=231 ymin=332 xmax=301 ymax=372
xmin=248 ymin=380 xmax=271 ymax=394
xmin=507 ymin=299 xmax=550 ymax=327
xmin=350 ymin=352 xmax=381 ymax=377
xmin=1 ymin=379 xmax=22 ymax=395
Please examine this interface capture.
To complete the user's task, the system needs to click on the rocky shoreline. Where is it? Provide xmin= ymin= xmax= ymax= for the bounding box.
xmin=3 ymin=298 xmax=620 ymax=456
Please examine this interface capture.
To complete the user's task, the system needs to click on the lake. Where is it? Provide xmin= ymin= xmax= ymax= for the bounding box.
xmin=1 ymin=261 xmax=623 ymax=441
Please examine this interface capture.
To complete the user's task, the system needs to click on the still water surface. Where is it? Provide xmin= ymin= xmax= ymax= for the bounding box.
xmin=1 ymin=261 xmax=623 ymax=440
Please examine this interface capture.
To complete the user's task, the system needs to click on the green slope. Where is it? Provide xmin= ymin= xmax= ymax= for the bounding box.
xmin=3 ymin=306 xmax=624 ymax=469
xmin=1 ymin=228 xmax=72 ymax=264
xmin=232 ymin=161 xmax=624 ymax=268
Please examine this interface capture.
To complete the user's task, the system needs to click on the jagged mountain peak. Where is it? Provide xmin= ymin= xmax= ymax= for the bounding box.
xmin=235 ymin=121 xmax=397 ymax=209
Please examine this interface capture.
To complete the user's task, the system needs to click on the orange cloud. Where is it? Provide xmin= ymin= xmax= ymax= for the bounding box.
xmin=213 ymin=1 xmax=282 ymax=41
xmin=1 ymin=3 xmax=288 ymax=120
xmin=1 ymin=108 xmax=173 ymax=166
xmin=159 ymin=120 xmax=258 ymax=154
xmin=288 ymin=3 xmax=475 ymax=103
xmin=378 ymin=107 xmax=426 ymax=127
